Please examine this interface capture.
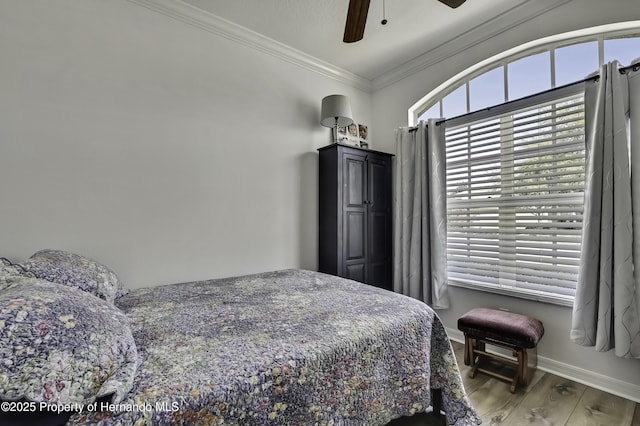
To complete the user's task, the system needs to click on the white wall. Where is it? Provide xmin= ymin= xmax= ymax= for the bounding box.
xmin=0 ymin=0 xmax=372 ymax=288
xmin=371 ymin=0 xmax=640 ymax=398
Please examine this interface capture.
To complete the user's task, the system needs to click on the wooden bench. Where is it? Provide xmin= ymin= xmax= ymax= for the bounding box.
xmin=458 ymin=308 xmax=544 ymax=393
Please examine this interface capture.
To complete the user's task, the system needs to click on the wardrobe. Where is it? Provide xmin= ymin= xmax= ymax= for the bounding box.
xmin=318 ymin=144 xmax=393 ymax=290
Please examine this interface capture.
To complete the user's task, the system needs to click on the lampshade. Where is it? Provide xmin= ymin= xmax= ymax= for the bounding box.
xmin=320 ymin=95 xmax=354 ymax=127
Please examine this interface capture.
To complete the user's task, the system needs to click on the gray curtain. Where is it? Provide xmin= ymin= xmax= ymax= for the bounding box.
xmin=570 ymin=60 xmax=640 ymax=358
xmin=393 ymin=119 xmax=449 ymax=309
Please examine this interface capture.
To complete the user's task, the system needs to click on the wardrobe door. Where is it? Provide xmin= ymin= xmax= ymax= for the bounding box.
xmin=367 ymin=154 xmax=392 ymax=290
xmin=342 ymin=151 xmax=367 ymax=282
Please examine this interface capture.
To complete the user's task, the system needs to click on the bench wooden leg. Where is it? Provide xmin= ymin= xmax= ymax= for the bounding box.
xmin=464 ymin=335 xmax=473 ymax=366
xmin=468 ymin=337 xmax=482 ymax=379
xmin=470 ymin=355 xmax=484 ymax=380
xmin=520 ymin=349 xmax=529 ymax=385
xmin=507 ymin=348 xmax=531 ymax=393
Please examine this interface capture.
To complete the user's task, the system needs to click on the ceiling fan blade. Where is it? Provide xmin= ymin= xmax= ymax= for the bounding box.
xmin=343 ymin=0 xmax=370 ymax=43
xmin=438 ymin=0 xmax=466 ymax=8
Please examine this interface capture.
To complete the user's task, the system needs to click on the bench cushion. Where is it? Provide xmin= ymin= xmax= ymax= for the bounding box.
xmin=458 ymin=308 xmax=544 ymax=348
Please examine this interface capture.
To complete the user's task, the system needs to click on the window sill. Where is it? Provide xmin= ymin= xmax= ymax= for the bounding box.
xmin=448 ymin=279 xmax=575 ymax=308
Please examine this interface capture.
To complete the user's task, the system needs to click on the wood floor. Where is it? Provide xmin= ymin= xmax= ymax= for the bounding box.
xmin=388 ymin=341 xmax=640 ymax=426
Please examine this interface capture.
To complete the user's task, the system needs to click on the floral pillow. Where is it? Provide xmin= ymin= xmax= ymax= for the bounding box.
xmin=1 ymin=258 xmax=34 ymax=291
xmin=20 ymin=249 xmax=128 ymax=304
xmin=0 ymin=276 xmax=138 ymax=405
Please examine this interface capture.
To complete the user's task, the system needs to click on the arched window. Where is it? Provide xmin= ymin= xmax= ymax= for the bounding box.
xmin=409 ymin=23 xmax=640 ymax=305
xmin=409 ymin=23 xmax=640 ymax=125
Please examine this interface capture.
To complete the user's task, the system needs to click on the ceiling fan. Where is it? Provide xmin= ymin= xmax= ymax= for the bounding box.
xmin=343 ymin=0 xmax=467 ymax=43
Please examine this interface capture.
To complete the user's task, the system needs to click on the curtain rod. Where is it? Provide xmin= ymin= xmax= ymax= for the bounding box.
xmin=408 ymin=62 xmax=639 ymax=132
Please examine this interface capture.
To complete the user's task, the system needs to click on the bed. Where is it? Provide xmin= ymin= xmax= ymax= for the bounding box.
xmin=1 ymin=251 xmax=480 ymax=426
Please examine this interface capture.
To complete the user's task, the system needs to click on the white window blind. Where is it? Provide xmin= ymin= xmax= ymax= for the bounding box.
xmin=444 ymin=83 xmax=585 ymax=304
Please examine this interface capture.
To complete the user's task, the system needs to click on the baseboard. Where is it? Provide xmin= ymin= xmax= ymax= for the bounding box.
xmin=445 ymin=327 xmax=640 ymax=403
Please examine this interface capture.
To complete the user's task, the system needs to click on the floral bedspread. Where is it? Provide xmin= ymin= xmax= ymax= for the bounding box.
xmin=67 ymin=269 xmax=480 ymax=425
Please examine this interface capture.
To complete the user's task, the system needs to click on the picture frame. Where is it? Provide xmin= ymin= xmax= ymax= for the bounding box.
xmin=358 ymin=124 xmax=369 ymax=148
xmin=335 ymin=123 xmax=370 ymax=148
xmin=336 ymin=125 xmax=359 ymax=147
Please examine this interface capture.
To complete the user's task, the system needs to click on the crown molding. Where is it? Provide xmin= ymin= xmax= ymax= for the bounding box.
xmin=126 ymin=0 xmax=373 ymax=92
xmin=126 ymin=0 xmax=572 ymax=94
xmin=371 ymin=0 xmax=573 ymax=91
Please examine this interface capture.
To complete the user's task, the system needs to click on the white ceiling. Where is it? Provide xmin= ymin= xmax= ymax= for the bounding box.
xmin=179 ymin=0 xmax=551 ymax=82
